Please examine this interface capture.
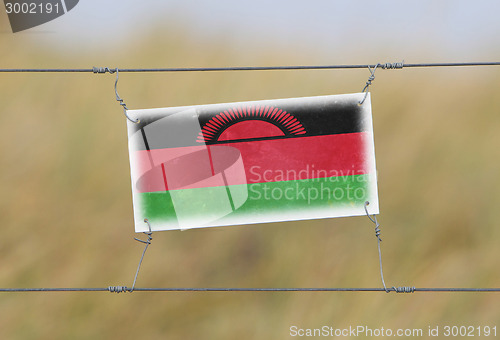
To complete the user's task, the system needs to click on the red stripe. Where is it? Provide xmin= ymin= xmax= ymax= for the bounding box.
xmin=206 ymin=145 xmax=215 ymax=176
xmin=160 ymin=163 xmax=169 ymax=191
xmin=133 ymin=132 xmax=371 ymax=193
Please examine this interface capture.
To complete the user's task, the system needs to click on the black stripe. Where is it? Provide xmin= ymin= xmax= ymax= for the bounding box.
xmin=140 ymin=128 xmax=151 ymax=151
xmin=131 ymin=95 xmax=368 ymax=150
xmin=140 ymin=127 xmax=155 ymax=168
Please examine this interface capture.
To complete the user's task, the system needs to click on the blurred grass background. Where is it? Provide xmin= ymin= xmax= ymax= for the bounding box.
xmin=1 ymin=10 xmax=500 ymax=340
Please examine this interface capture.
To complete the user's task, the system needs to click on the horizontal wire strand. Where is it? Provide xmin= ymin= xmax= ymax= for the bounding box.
xmin=1 ymin=287 xmax=500 ymax=293
xmin=0 ymin=62 xmax=500 ymax=73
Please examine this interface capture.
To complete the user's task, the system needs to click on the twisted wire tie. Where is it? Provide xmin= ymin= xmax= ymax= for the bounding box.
xmin=392 ymin=286 xmax=416 ymax=293
xmin=359 ymin=61 xmax=404 ymax=105
xmin=364 ymin=201 xmax=382 ymax=242
xmin=92 ymin=67 xmax=115 ymax=74
xmin=92 ymin=66 xmax=139 ymax=123
xmin=134 ymin=219 xmax=153 ymax=245
xmin=359 ymin=64 xmax=378 ymax=105
xmin=380 ymin=61 xmax=405 ymax=70
xmin=364 ymin=201 xmax=415 ymax=294
xmin=107 ymin=220 xmax=153 ymax=294
xmin=108 ymin=286 xmax=129 ymax=293
xmin=129 ymin=219 xmax=154 ymax=293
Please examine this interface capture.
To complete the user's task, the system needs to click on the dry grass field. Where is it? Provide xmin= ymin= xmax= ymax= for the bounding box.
xmin=1 ymin=18 xmax=500 ymax=340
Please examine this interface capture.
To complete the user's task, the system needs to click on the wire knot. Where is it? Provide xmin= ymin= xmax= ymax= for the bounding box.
xmin=380 ymin=61 xmax=404 ymax=70
xmin=374 ymin=224 xmax=382 ymax=241
xmin=364 ymin=201 xmax=382 ymax=242
xmin=134 ymin=219 xmax=153 ymax=245
xmin=359 ymin=64 xmax=379 ymax=105
xmin=92 ymin=67 xmax=116 ymax=74
xmin=93 ymin=66 xmax=138 ymax=122
xmin=391 ymin=286 xmax=415 ymax=293
xmin=111 ymin=68 xmax=139 ymax=123
xmin=108 ymin=286 xmax=129 ymax=293
xmin=362 ymin=71 xmax=376 ymax=93
xmin=365 ymin=74 xmax=375 ymax=86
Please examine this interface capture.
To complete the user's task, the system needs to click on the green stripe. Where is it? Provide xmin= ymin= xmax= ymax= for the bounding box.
xmin=136 ymin=174 xmax=371 ymax=228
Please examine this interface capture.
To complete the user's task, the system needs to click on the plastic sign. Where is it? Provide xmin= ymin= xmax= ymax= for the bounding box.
xmin=126 ymin=93 xmax=379 ymax=232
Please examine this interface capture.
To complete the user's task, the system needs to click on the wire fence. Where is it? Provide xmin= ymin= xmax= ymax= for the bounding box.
xmin=1 ymin=287 xmax=499 ymax=293
xmin=1 ymin=60 xmax=500 ymax=294
xmin=0 ymin=61 xmax=499 ymax=73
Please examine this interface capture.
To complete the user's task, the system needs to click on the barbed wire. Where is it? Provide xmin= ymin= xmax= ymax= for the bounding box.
xmin=0 ymin=61 xmax=499 ymax=73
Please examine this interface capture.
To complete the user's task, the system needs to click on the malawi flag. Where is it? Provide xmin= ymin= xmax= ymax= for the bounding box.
xmin=126 ymin=93 xmax=378 ymax=232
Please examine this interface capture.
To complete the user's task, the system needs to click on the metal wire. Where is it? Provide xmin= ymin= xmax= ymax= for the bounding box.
xmin=359 ymin=64 xmax=379 ymax=105
xmin=0 ymin=195 xmax=496 ymax=295
xmin=364 ymin=201 xmax=390 ymax=292
xmin=111 ymin=68 xmax=139 ymax=123
xmin=1 ymin=287 xmax=499 ymax=293
xmin=130 ymin=219 xmax=153 ymax=292
xmin=363 ymin=202 xmax=419 ymax=294
xmin=0 ymin=211 xmax=497 ymax=294
xmin=0 ymin=61 xmax=500 ymax=73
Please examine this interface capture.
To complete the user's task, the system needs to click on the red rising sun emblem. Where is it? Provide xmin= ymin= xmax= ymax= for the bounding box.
xmin=197 ymin=105 xmax=306 ymax=143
